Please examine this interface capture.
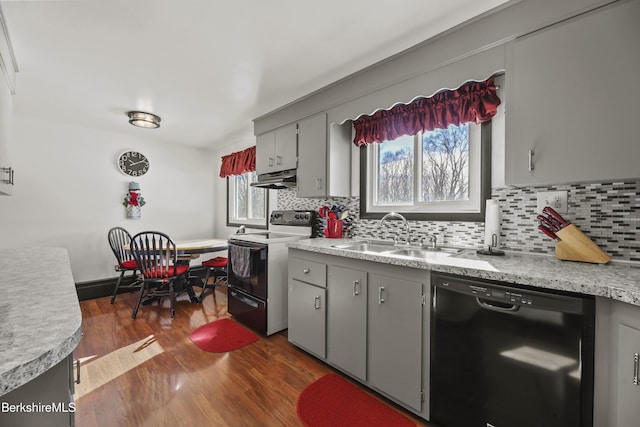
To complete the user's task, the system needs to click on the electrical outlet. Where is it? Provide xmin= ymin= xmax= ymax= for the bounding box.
xmin=536 ymin=190 xmax=568 ymax=214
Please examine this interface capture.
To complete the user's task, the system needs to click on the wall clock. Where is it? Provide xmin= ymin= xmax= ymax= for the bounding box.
xmin=117 ymin=150 xmax=150 ymax=177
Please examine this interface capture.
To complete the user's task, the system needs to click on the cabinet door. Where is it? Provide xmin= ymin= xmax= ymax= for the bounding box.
xmin=255 ymin=130 xmax=276 ymax=175
xmin=297 ymin=112 xmax=327 ymax=197
xmin=615 ymin=323 xmax=640 ymax=426
xmin=327 ymin=265 xmax=367 ymax=381
xmin=274 ymin=122 xmax=297 ymax=171
xmin=288 ymin=278 xmax=326 ymax=358
xmin=505 ymin=0 xmax=640 ymax=186
xmin=368 ymin=273 xmax=423 ymax=411
xmin=0 ymin=74 xmax=12 ymax=196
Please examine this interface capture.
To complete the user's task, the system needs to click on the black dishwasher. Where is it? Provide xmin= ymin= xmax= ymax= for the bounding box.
xmin=430 ymin=273 xmax=594 ymax=427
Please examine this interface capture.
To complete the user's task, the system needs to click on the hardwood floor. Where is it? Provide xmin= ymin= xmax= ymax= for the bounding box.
xmin=75 ymin=288 xmax=428 ymax=426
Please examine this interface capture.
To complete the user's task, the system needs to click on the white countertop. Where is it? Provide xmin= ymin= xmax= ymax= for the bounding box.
xmin=287 ymin=238 xmax=640 ymax=306
xmin=0 ymin=247 xmax=83 ymax=396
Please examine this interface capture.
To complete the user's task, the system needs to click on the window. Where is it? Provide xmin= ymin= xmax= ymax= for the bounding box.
xmin=227 ymin=171 xmax=268 ymax=229
xmin=361 ymin=121 xmax=491 ymax=221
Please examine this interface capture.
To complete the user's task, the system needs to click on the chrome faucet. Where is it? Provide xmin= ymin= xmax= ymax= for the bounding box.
xmin=379 ymin=212 xmax=411 ymax=245
xmin=420 ymin=234 xmax=438 ymax=251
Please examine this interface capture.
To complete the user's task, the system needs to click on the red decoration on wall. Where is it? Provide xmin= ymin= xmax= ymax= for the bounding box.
xmin=219 ymin=146 xmax=256 ymax=178
xmin=352 ymin=77 xmax=501 ymax=146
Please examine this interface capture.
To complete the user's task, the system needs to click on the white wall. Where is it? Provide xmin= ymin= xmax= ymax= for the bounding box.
xmin=0 ymin=115 xmax=217 ymax=282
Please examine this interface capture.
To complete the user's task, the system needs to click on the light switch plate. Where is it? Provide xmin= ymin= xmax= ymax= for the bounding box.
xmin=536 ymin=190 xmax=568 ymax=214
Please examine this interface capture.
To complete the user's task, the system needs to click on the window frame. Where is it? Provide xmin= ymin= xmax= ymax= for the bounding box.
xmin=359 ymin=120 xmax=492 ymax=222
xmin=226 ymin=172 xmax=269 ymax=229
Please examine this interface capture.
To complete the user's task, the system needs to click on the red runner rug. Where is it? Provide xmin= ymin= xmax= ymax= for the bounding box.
xmin=296 ymin=374 xmax=416 ymax=427
xmin=190 ymin=318 xmax=258 ymax=353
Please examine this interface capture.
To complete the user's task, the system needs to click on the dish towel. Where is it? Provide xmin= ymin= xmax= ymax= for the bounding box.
xmin=230 ymin=245 xmax=251 ymax=278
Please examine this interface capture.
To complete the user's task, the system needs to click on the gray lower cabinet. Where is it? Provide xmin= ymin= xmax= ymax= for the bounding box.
xmin=288 ymin=249 xmax=430 ymax=420
xmin=595 ymin=297 xmax=640 ymax=426
xmin=1 ymin=354 xmax=76 ymax=427
xmin=368 ymin=272 xmax=424 ymax=412
xmin=288 ymin=256 xmax=327 ymax=359
xmin=327 ymin=265 xmax=367 ymax=381
xmin=505 ymin=0 xmax=640 ymax=186
xmin=288 ymin=279 xmax=326 ymax=358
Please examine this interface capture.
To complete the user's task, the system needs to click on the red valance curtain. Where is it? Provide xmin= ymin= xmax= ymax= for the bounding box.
xmin=352 ymin=77 xmax=501 ymax=146
xmin=219 ymin=146 xmax=256 ymax=178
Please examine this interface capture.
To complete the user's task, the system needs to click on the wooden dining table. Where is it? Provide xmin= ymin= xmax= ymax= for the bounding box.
xmin=123 ymin=238 xmax=228 ymax=257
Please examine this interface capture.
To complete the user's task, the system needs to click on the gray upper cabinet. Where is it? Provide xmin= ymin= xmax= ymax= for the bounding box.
xmin=505 ymin=0 xmax=640 ymax=186
xmin=0 ymin=79 xmax=12 ymax=196
xmin=297 ymin=112 xmax=351 ymax=198
xmin=0 ymin=9 xmax=15 ymax=196
xmin=327 ymin=264 xmax=367 ymax=381
xmin=255 ymin=122 xmax=297 ymax=175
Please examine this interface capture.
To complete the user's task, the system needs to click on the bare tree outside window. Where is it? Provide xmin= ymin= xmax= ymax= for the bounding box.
xmin=421 ymin=124 xmax=469 ymax=202
xmin=376 ymin=135 xmax=414 ymax=204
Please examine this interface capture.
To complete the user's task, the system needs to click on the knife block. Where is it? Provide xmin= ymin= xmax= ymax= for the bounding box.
xmin=555 ymin=224 xmax=611 ymax=264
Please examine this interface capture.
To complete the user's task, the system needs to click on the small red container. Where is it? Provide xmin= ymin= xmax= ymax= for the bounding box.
xmin=325 ymin=218 xmax=343 ymax=238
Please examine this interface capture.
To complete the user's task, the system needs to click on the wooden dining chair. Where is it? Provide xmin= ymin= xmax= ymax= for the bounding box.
xmin=129 ymin=231 xmax=194 ymax=319
xmin=107 ymin=227 xmax=142 ymax=304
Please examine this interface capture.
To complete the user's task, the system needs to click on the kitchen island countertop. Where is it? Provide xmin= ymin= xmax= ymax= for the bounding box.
xmin=0 ymin=247 xmax=83 ymax=396
xmin=287 ymin=238 xmax=640 ymax=306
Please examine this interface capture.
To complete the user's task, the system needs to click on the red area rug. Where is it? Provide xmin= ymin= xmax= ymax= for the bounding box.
xmin=190 ymin=318 xmax=258 ymax=353
xmin=296 ymin=374 xmax=416 ymax=427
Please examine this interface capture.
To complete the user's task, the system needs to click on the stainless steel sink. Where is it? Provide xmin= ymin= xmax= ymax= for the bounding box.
xmin=331 ymin=241 xmax=463 ymax=261
xmin=331 ymin=242 xmax=396 ymax=254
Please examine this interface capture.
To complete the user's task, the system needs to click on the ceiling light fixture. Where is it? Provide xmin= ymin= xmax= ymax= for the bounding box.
xmin=127 ymin=111 xmax=161 ymax=129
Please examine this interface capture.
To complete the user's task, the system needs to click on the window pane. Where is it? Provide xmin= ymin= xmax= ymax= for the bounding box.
xmin=421 ymin=124 xmax=469 ymax=202
xmin=248 ymin=172 xmax=265 ymax=220
xmin=234 ymin=174 xmax=248 ymax=219
xmin=376 ymin=135 xmax=414 ymax=204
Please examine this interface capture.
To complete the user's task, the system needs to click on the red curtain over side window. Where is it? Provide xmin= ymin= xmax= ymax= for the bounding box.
xmin=352 ymin=77 xmax=501 ymax=146
xmin=219 ymin=146 xmax=256 ymax=178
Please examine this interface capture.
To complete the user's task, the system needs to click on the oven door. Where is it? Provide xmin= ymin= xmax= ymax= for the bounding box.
xmin=227 ymin=239 xmax=268 ymax=300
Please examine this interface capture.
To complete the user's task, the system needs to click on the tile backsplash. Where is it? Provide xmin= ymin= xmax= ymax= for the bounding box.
xmin=277 ymin=180 xmax=640 ymax=262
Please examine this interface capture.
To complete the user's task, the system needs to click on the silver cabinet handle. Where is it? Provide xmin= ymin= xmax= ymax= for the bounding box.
xmin=303 ymin=268 xmax=310 ymax=274
xmin=316 ymin=178 xmax=322 ymax=190
xmin=75 ymin=358 xmax=81 ymax=384
xmin=268 ymin=157 xmax=274 ymax=167
xmin=314 ymin=295 xmax=321 ymax=310
xmin=634 ymin=353 xmax=639 ymax=386
xmin=1 ymin=167 xmax=14 ymax=185
xmin=276 ymin=155 xmax=282 ymax=165
xmin=378 ymin=286 xmax=385 ymax=304
xmin=528 ymin=149 xmax=535 ymax=172
xmin=353 ymin=280 xmax=360 ymax=296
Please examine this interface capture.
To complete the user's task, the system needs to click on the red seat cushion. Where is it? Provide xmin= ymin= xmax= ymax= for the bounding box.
xmin=202 ymin=257 xmax=227 ymax=268
xmin=145 ymin=264 xmax=189 ymax=279
xmin=120 ymin=259 xmax=138 ymax=269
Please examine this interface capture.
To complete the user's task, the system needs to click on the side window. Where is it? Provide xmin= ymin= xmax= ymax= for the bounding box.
xmin=227 ymin=171 xmax=268 ymax=229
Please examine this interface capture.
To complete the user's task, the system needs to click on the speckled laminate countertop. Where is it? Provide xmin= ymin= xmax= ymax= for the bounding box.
xmin=0 ymin=247 xmax=83 ymax=397
xmin=287 ymin=238 xmax=640 ymax=305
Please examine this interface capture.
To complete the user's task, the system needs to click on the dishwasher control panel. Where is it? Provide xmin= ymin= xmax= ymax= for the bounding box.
xmin=433 ymin=273 xmax=587 ymax=313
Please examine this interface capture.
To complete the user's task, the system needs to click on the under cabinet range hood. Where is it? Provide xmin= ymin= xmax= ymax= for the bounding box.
xmin=250 ymin=169 xmax=296 ymax=189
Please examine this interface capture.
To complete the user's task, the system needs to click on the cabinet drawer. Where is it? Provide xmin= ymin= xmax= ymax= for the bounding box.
xmin=289 ymin=257 xmax=326 ymax=287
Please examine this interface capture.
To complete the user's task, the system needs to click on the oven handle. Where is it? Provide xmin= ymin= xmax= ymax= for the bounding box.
xmin=476 ymin=297 xmax=520 ymax=313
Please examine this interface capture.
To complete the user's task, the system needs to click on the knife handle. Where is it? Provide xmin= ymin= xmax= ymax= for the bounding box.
xmin=543 ymin=206 xmax=570 ymax=227
xmin=538 ymin=224 xmax=559 ymax=241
